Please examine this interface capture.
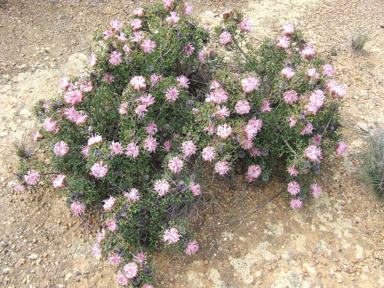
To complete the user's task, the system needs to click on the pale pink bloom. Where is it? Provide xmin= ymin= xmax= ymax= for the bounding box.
xmin=311 ymin=134 xmax=322 ymax=145
xmin=280 ymin=67 xmax=296 ymax=80
xmin=306 ymin=68 xmax=320 ymax=80
xmin=105 ymin=73 xmax=115 ymax=84
xmin=96 ymin=230 xmax=106 ymax=243
xmin=109 ymin=51 xmax=122 ymax=66
xmin=215 ymin=161 xmax=230 ymax=175
xmin=32 ymin=130 xmax=44 ymax=141
xmin=283 ymin=90 xmax=298 ymax=105
xmin=43 ymin=118 xmax=58 ymax=132
xmin=135 ymin=104 xmax=148 ymax=119
xmin=300 ymin=122 xmax=314 ymax=135
xmin=210 ymin=80 xmax=220 ymax=90
xmin=52 ymin=175 xmax=66 ymax=189
xmin=184 ymin=43 xmax=195 ymax=56
xmin=91 ymin=161 xmax=108 ymax=178
xmin=163 ymin=141 xmax=171 ymax=152
xmin=322 ymin=64 xmax=334 ymax=77
xmin=139 ymin=94 xmax=155 ymax=106
xmin=123 ymin=44 xmax=131 ymax=55
xmin=116 ymin=271 xmax=129 ymax=286
xmin=133 ymin=252 xmax=147 ymax=267
xmin=304 ymin=145 xmax=322 ymax=162
xmin=168 ymin=157 xmax=184 ymax=173
xmin=145 ymin=121 xmax=158 ymax=135
xmin=53 ymin=141 xmax=69 ymax=156
xmin=202 ymin=146 xmax=216 ymax=162
xmin=150 ymin=74 xmax=162 ymax=86
xmin=89 ymin=54 xmax=98 ymax=67
xmin=109 ymin=141 xmax=124 ymax=155
xmin=144 ymin=135 xmax=157 ymax=153
xmin=154 ymin=179 xmax=170 ymax=196
xmin=115 ymin=32 xmax=127 ymax=42
xmin=165 ymin=87 xmax=179 ymax=103
xmin=326 ymin=81 xmax=346 ymax=98
xmin=287 ymin=166 xmax=299 ymax=177
xmin=71 ymin=202 xmax=86 ymax=215
xmin=92 ymin=243 xmax=102 ymax=260
xmin=189 ymin=182 xmax=201 ymax=196
xmin=142 ymin=284 xmax=154 ymax=288
xmin=192 ymin=108 xmax=199 ymax=115
xmin=240 ymin=18 xmax=252 ymax=32
xmin=181 ymin=140 xmax=197 ymax=158
xmin=250 ymin=148 xmax=261 ymax=157
xmin=235 ymin=100 xmax=251 ymax=115
xmin=211 ymin=89 xmax=229 ymax=104
xmin=276 ymin=36 xmax=290 ymax=49
xmin=110 ymin=20 xmax=122 ymax=31
xmin=261 ymin=100 xmax=271 ymax=112
xmin=217 ymin=124 xmax=232 ymax=139
xmin=80 ymin=83 xmax=93 ymax=93
xmin=204 ymin=124 xmax=215 ymax=135
xmin=336 ymin=141 xmax=348 ymax=155
xmin=134 ymin=7 xmax=145 ymax=17
xmin=106 ymin=219 xmax=118 ymax=232
xmin=197 ymin=51 xmax=207 ymax=62
xmin=130 ymin=76 xmax=146 ymax=91
xmin=282 ymin=23 xmax=295 ymax=36
xmin=88 ymin=134 xmax=103 ymax=147
xmin=177 ymin=75 xmax=190 ymax=89
xmin=124 ymin=262 xmax=139 ymax=279
xmin=131 ymin=18 xmax=142 ymax=30
xmin=124 ymin=188 xmax=141 ymax=203
xmin=103 ymin=196 xmax=117 ymax=211
xmin=14 ymin=184 xmax=25 ymax=192
xmin=246 ymin=165 xmax=262 ymax=182
xmin=163 ymin=0 xmax=174 ymax=10
xmin=81 ymin=146 xmax=90 ymax=158
xmin=244 ymin=117 xmax=263 ymax=140
xmin=166 ymin=11 xmax=180 ymax=24
xmin=141 ymin=39 xmax=156 ymax=54
xmin=301 ymin=43 xmax=315 ymax=59
xmin=24 ymin=170 xmax=40 ymax=185
xmin=290 ymin=198 xmax=303 ymax=209
xmin=108 ymin=253 xmax=123 ymax=266
xmin=185 ymin=240 xmax=199 ymax=255
xmin=64 ymin=90 xmax=83 ymax=105
xmin=222 ymin=9 xmax=234 ymax=19
xmin=305 ymin=90 xmax=325 ymax=115
xmin=241 ymin=77 xmax=259 ymax=93
xmin=287 ymin=181 xmax=300 ymax=196
xmin=288 ymin=115 xmax=297 ymax=128
xmin=184 ymin=2 xmax=193 ymax=15
xmin=163 ymin=227 xmax=180 ymax=244
xmin=216 ymin=105 xmax=230 ymax=120
xmin=60 ymin=77 xmax=71 ymax=90
xmin=125 ymin=142 xmax=139 ymax=158
xmin=220 ymin=31 xmax=232 ymax=45
xmin=103 ymin=29 xmax=113 ymax=40
xmin=131 ymin=31 xmax=144 ymax=43
xmin=311 ymin=183 xmax=322 ymax=198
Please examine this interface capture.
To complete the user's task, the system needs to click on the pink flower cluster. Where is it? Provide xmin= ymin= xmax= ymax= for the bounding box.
xmin=24 ymin=170 xmax=40 ymax=186
xmin=215 ymin=161 xmax=229 ymax=175
xmin=124 ymin=188 xmax=141 ymax=203
xmin=185 ymin=240 xmax=199 ymax=255
xmin=235 ymin=100 xmax=251 ymax=115
xmin=206 ymin=88 xmax=229 ymax=104
xmin=53 ymin=141 xmax=69 ymax=157
xmin=241 ymin=77 xmax=259 ymax=93
xmin=165 ymin=87 xmax=179 ymax=103
xmin=103 ymin=196 xmax=117 ymax=211
xmin=71 ymin=202 xmax=85 ymax=215
xmin=219 ymin=31 xmax=232 ymax=45
xmin=91 ymin=161 xmax=109 ymax=178
xmin=336 ymin=141 xmax=348 ymax=155
xmin=244 ymin=117 xmax=263 ymax=140
xmin=280 ymin=67 xmax=296 ymax=80
xmin=304 ymin=145 xmax=322 ymax=162
xmin=305 ymin=90 xmax=325 ymax=115
xmin=181 ymin=140 xmax=197 ymax=158
xmin=130 ymin=76 xmax=146 ymax=91
xmin=163 ymin=227 xmax=180 ymax=244
xmin=240 ymin=18 xmax=252 ymax=32
xmin=325 ymin=80 xmax=346 ymax=98
xmin=168 ymin=157 xmax=184 ymax=173
xmin=283 ymin=90 xmax=298 ymax=105
xmin=189 ymin=182 xmax=201 ymax=196
xmin=246 ymin=165 xmax=262 ymax=183
xmin=64 ymin=90 xmax=83 ymax=105
xmin=63 ymin=107 xmax=88 ymax=126
xmin=202 ymin=146 xmax=216 ymax=161
xmin=154 ymin=179 xmax=170 ymax=196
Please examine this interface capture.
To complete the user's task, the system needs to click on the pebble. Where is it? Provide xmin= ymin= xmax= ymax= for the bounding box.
xmin=204 ymin=260 xmax=209 ymax=265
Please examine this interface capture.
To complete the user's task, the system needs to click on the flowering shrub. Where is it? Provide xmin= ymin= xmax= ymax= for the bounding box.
xmin=15 ymin=2 xmax=348 ymax=286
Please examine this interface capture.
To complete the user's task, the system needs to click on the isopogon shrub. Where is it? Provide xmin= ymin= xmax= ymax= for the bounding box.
xmin=15 ymin=1 xmax=348 ymax=286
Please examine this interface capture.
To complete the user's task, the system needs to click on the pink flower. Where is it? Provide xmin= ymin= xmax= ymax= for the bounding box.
xmin=184 ymin=43 xmax=195 ymax=56
xmin=250 ymin=148 xmax=261 ymax=157
xmin=91 ymin=161 xmax=109 ymax=178
xmin=133 ymin=253 xmax=147 ymax=267
xmin=139 ymin=94 xmax=155 ymax=106
xmin=106 ymin=219 xmax=118 ymax=232
xmin=210 ymin=88 xmax=229 ymax=104
xmin=181 ymin=140 xmax=197 ymax=158
xmin=81 ymin=146 xmax=90 ymax=158
xmin=287 ymin=181 xmax=300 ymax=196
xmin=96 ymin=230 xmax=106 ymax=243
xmin=103 ymin=29 xmax=113 ymax=40
xmin=287 ymin=166 xmax=299 ymax=177
xmin=290 ymin=198 xmax=303 ymax=209
xmin=130 ymin=76 xmax=146 ymax=91
xmin=204 ymin=124 xmax=215 ymax=135
xmin=219 ymin=31 xmax=232 ymax=45
xmin=116 ymin=271 xmax=129 ymax=286
xmin=109 ymin=51 xmax=122 ymax=66
xmin=103 ymin=196 xmax=117 ymax=211
xmin=60 ymin=77 xmax=71 ymax=90
xmin=217 ymin=124 xmax=232 ymax=139
xmin=336 ymin=141 xmax=348 ymax=155
xmin=166 ymin=11 xmax=180 ymax=24
xmin=240 ymin=18 xmax=252 ymax=32
xmin=123 ymin=44 xmax=131 ymax=55
xmin=14 ymin=184 xmax=25 ymax=192
xmin=163 ymin=141 xmax=171 ymax=152
xmin=300 ymin=122 xmax=314 ymax=135
xmin=311 ymin=134 xmax=322 ymax=145
xmin=246 ymin=165 xmax=262 ymax=182
xmin=126 ymin=142 xmax=139 ymax=158
xmin=244 ymin=117 xmax=263 ymax=140
xmin=54 ymin=141 xmax=69 ymax=157
xmin=110 ymin=20 xmax=122 ymax=31
xmin=306 ymin=68 xmax=320 ymax=80
xmin=52 ymin=175 xmax=66 ymax=188
xmin=216 ymin=105 xmax=230 ymax=120
xmin=32 ymin=130 xmax=44 ymax=141
xmin=115 ymin=32 xmax=127 ymax=43
xmin=71 ymin=202 xmax=86 ymax=215
xmin=235 ymin=100 xmax=251 ymax=115
xmin=88 ymin=134 xmax=103 ymax=147
xmin=141 ymin=39 xmax=156 ymax=54
xmin=108 ymin=253 xmax=123 ymax=266
xmin=304 ymin=145 xmax=322 ymax=162
xmin=282 ymin=23 xmax=295 ymax=36
xmin=305 ymin=90 xmax=325 ymax=115
xmin=276 ymin=36 xmax=290 ymax=49
xmin=144 ymin=135 xmax=157 ymax=153
xmin=189 ymin=182 xmax=201 ymax=196
xmin=326 ymin=80 xmax=346 ymax=98
xmin=184 ymin=2 xmax=193 ymax=15
xmin=197 ymin=51 xmax=207 ymax=62
xmin=135 ymin=104 xmax=148 ymax=119
xmin=215 ymin=161 xmax=229 ymax=175
xmin=185 ymin=240 xmax=199 ymax=255
xmin=109 ymin=141 xmax=124 ymax=155
xmin=281 ymin=67 xmax=296 ymax=80
xmin=134 ymin=7 xmax=145 ymax=17
xmin=283 ymin=90 xmax=298 ymax=105
xmin=301 ymin=43 xmax=315 ymax=59
xmin=241 ymin=77 xmax=259 ymax=93
xmin=163 ymin=228 xmax=180 ymax=244
xmin=143 ymin=284 xmax=154 ymax=288
xmin=42 ymin=118 xmax=58 ymax=132
xmin=261 ymin=100 xmax=271 ymax=112
xmin=165 ymin=87 xmax=179 ymax=103
xmin=210 ymin=80 xmax=220 ymax=90
xmin=311 ymin=183 xmax=322 ymax=198
xmin=131 ymin=18 xmax=142 ymax=30
xmin=92 ymin=243 xmax=102 ymax=259
xmin=168 ymin=157 xmax=184 ymax=173
xmin=124 ymin=188 xmax=141 ymax=203
xmin=322 ymin=64 xmax=335 ymax=77
xmin=177 ymin=75 xmax=190 ymax=89
xmin=89 ymin=54 xmax=98 ymax=67
xmin=154 ymin=179 xmax=170 ymax=196
xmin=124 ymin=262 xmax=139 ymax=279
xmin=24 ymin=170 xmax=40 ymax=186
xmin=287 ymin=115 xmax=297 ymax=128
xmin=202 ymin=146 xmax=216 ymax=162
xmin=145 ymin=121 xmax=158 ymax=135
xmin=117 ymin=103 xmax=127 ymax=115
xmin=131 ymin=31 xmax=143 ymax=43
xmin=64 ymin=90 xmax=83 ymax=105
xmin=105 ymin=73 xmax=115 ymax=84
xmin=150 ymin=74 xmax=162 ymax=86
xmin=163 ymin=0 xmax=174 ymax=10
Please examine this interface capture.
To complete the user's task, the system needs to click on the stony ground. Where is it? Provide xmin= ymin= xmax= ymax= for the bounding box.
xmin=1 ymin=0 xmax=384 ymax=287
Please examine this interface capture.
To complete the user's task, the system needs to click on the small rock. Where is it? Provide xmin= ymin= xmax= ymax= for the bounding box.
xmin=204 ymin=260 xmax=209 ymax=265
xmin=3 ymin=268 xmax=10 ymax=275
xmin=27 ymin=253 xmax=38 ymax=260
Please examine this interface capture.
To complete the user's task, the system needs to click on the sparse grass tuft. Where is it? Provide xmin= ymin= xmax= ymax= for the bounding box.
xmin=351 ymin=29 xmax=370 ymax=51
xmin=12 ymin=134 xmax=33 ymax=159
